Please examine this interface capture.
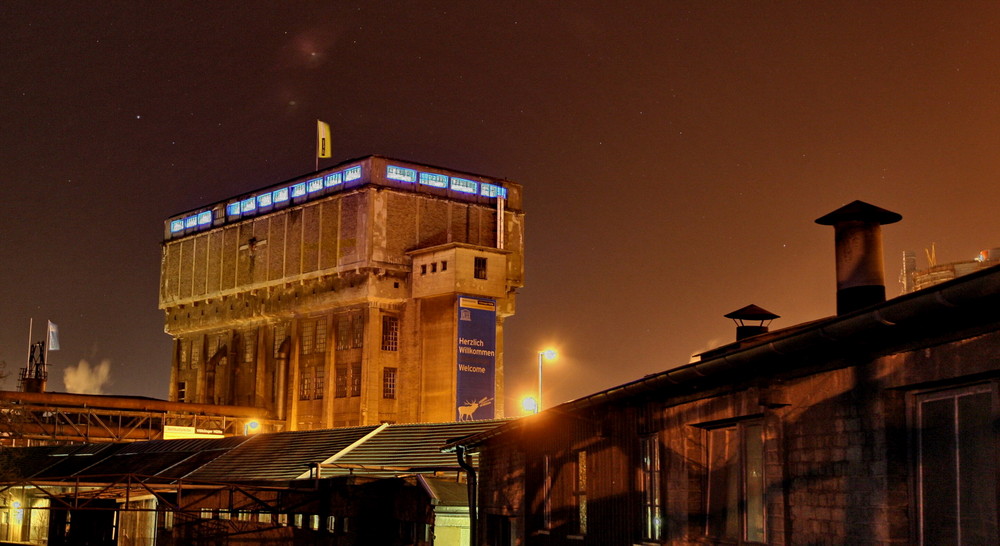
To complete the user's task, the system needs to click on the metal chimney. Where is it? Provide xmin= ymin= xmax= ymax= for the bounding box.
xmin=815 ymin=200 xmax=902 ymax=315
xmin=725 ymin=304 xmax=779 ymax=341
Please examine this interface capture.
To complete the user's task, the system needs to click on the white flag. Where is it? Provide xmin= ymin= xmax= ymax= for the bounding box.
xmin=48 ymin=320 xmax=60 ymax=351
xmin=317 ymin=120 xmax=331 ymax=158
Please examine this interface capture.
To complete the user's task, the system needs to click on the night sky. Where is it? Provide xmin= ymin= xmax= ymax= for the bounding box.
xmin=3 ymin=2 xmax=999 ymax=412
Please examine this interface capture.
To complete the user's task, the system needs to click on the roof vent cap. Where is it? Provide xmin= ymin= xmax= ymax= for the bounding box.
xmin=725 ymin=304 xmax=780 ymax=341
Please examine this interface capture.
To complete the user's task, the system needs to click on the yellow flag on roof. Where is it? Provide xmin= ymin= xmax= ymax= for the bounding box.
xmin=317 ymin=120 xmax=331 ymax=158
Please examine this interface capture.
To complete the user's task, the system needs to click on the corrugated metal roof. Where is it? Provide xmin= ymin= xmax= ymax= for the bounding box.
xmin=7 ymin=446 xmax=65 ymax=478
xmin=113 ymin=435 xmax=251 ymax=454
xmin=4 ymin=419 xmax=511 ymax=486
xmin=80 ymin=451 xmax=200 ymax=479
xmin=188 ymin=425 xmax=379 ymax=482
xmin=321 ymin=419 xmax=509 ymax=477
xmin=29 ymin=443 xmax=128 ymax=479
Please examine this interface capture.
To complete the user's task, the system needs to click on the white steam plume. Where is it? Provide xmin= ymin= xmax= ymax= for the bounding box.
xmin=63 ymin=359 xmax=112 ymax=395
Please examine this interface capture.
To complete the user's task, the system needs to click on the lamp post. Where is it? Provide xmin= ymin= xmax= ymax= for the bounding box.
xmin=537 ymin=349 xmax=557 ymax=412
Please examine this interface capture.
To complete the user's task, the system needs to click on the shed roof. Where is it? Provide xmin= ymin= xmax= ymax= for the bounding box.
xmin=3 ymin=419 xmax=510 ymax=486
xmin=189 ymin=425 xmax=379 ymax=482
xmin=447 ymin=264 xmax=1000 ymax=451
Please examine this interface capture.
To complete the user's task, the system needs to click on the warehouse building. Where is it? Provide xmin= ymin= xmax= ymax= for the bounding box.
xmin=451 ymin=201 xmax=1000 ymax=545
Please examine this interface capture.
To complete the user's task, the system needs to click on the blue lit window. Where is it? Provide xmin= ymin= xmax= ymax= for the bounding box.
xmin=184 ymin=215 xmax=198 ymax=229
xmin=227 ymin=202 xmax=241 ymax=216
xmin=197 ymin=211 xmax=212 ymax=225
xmin=307 ymin=178 xmax=324 ymax=193
xmin=170 ymin=219 xmax=185 ymax=233
xmin=241 ymin=198 xmax=256 ymax=213
xmin=291 ymin=183 xmax=307 ymax=198
xmin=480 ymin=183 xmax=507 ymax=199
xmin=344 ymin=166 xmax=362 ymax=181
xmin=257 ymin=193 xmax=273 ymax=208
xmin=451 ymin=177 xmax=478 ymax=194
xmin=419 ymin=172 xmax=448 ymax=188
xmin=273 ymin=187 xmax=289 ymax=203
xmin=325 ymin=172 xmax=343 ymax=187
xmin=387 ymin=165 xmax=417 ymax=183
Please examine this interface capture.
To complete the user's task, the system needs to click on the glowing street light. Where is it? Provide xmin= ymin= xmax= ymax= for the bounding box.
xmin=537 ymin=349 xmax=557 ymax=412
xmin=244 ymin=419 xmax=261 ymax=435
xmin=521 ymin=396 xmax=539 ymax=414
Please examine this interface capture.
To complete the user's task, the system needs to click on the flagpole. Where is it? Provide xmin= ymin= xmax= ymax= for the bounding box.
xmin=27 ymin=318 xmax=33 ymax=364
xmin=44 ymin=322 xmax=50 ymax=364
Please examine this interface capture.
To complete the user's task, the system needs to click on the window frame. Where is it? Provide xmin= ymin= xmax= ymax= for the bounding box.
xmin=571 ymin=450 xmax=588 ymax=537
xmin=300 ymin=320 xmax=315 ymax=355
xmin=704 ymin=419 xmax=766 ymax=544
xmin=474 ymin=256 xmax=488 ymax=280
xmin=313 ymin=364 xmax=325 ymax=399
xmin=298 ymin=367 xmax=312 ymax=401
xmin=639 ymin=434 xmax=663 ymax=541
xmin=911 ymin=382 xmax=998 ymax=545
xmin=383 ymin=367 xmax=397 ymax=399
xmin=335 ymin=366 xmax=348 ymax=398
xmin=351 ymin=314 xmax=364 ymax=348
xmin=381 ymin=315 xmax=399 ymax=351
xmin=349 ymin=363 xmax=362 ymax=397
xmin=542 ymin=454 xmax=553 ymax=530
xmin=315 ymin=318 xmax=327 ymax=353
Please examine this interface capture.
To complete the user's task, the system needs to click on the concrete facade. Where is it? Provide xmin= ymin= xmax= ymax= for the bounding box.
xmin=160 ymin=156 xmax=524 ymax=430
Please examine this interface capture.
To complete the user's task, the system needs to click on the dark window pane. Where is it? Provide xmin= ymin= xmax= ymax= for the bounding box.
xmin=921 ymin=397 xmax=958 ymax=545
xmin=708 ymin=427 xmax=739 ymax=540
xmin=744 ymin=423 xmax=765 ymax=542
xmin=958 ymin=392 xmax=997 ymax=543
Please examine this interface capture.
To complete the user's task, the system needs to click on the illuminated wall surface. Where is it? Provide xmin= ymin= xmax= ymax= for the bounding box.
xmin=166 ymin=156 xmax=508 ymax=239
xmin=160 ymin=155 xmax=523 ymax=430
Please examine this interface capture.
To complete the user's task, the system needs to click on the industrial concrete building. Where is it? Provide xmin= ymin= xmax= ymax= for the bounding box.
xmin=900 ymin=246 xmax=1000 ymax=293
xmin=160 ymin=156 xmax=524 ymax=431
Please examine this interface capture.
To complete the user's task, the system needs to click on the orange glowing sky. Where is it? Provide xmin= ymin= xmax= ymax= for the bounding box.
xmin=2 ymin=2 xmax=999 ymax=410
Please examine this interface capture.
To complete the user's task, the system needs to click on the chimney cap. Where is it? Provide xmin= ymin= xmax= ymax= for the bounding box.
xmin=724 ymin=304 xmax=780 ymax=322
xmin=814 ymin=200 xmax=902 ymax=226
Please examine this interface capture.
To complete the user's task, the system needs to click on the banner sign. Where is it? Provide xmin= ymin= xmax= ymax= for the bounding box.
xmin=456 ymin=296 xmax=497 ymax=421
xmin=163 ymin=425 xmax=224 ymax=440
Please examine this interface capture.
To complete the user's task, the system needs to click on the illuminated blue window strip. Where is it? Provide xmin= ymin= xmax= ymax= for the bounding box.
xmin=387 ymin=165 xmax=417 ymax=183
xmin=480 ymin=183 xmax=507 ymax=198
xmin=451 ymin=177 xmax=478 ymax=194
xmin=177 ymin=165 xmax=513 ymax=237
xmin=419 ymin=172 xmax=448 ymax=188
xmin=325 ymin=172 xmax=343 ymax=187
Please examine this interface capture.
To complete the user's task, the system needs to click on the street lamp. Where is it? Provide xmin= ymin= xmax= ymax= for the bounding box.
xmin=537 ymin=349 xmax=557 ymax=412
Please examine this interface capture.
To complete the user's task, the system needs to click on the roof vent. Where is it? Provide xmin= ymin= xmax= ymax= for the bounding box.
xmin=816 ymin=200 xmax=901 ymax=315
xmin=725 ymin=304 xmax=779 ymax=341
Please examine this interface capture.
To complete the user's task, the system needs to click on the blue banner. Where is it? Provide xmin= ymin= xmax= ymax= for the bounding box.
xmin=456 ymin=296 xmax=496 ymax=420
